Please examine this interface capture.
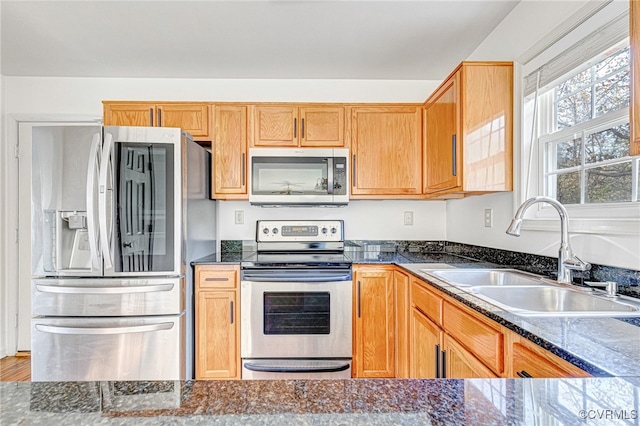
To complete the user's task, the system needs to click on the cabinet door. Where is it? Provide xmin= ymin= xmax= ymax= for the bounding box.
xmin=424 ymin=74 xmax=461 ymax=193
xmin=353 ymin=267 xmax=395 ymax=378
xmin=632 ymin=0 xmax=640 ymax=156
xmin=252 ymin=106 xmax=298 ymax=147
xmin=300 ymin=106 xmax=345 ymax=147
xmin=410 ymin=307 xmax=442 ymax=378
xmin=195 ymin=290 xmax=239 ymax=379
xmin=511 ymin=338 xmax=589 ymax=378
xmin=351 ymin=107 xmax=422 ymax=196
xmin=103 ymin=103 xmax=155 ymax=127
xmin=212 ymin=105 xmax=248 ymax=197
xmin=394 ymin=270 xmax=410 ymax=378
xmin=157 ymin=104 xmax=209 ymax=138
xmin=443 ymin=334 xmax=497 ymax=379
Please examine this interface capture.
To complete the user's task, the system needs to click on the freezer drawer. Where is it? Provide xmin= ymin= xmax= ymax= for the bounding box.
xmin=31 ymin=314 xmax=185 ymax=381
xmin=32 ymin=277 xmax=184 ymax=316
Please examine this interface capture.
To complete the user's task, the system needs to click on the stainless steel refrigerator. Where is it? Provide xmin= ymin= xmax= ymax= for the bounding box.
xmin=27 ymin=124 xmax=216 ymax=381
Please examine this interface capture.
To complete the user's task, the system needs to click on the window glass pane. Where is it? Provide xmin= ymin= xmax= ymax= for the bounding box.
xmin=595 ymin=46 xmax=630 ymax=79
xmin=554 ymin=171 xmax=581 ymax=204
xmin=585 ymin=123 xmax=630 ymax=163
xmin=554 ymin=137 xmax=582 ymax=170
xmin=586 ymin=162 xmax=632 ymax=203
xmin=556 ymin=88 xmax=592 ymax=129
xmin=556 ymin=68 xmax=592 ymax=98
xmin=595 ymin=70 xmax=630 ymax=116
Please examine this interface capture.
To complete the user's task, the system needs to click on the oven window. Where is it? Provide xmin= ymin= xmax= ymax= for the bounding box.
xmin=263 ymin=292 xmax=330 ymax=335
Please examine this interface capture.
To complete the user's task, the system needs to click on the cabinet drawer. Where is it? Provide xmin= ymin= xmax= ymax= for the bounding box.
xmin=442 ymin=301 xmax=504 ymax=375
xmin=410 ymin=280 xmax=442 ymax=325
xmin=512 ymin=340 xmax=589 ymax=378
xmin=197 ymin=268 xmax=238 ymax=289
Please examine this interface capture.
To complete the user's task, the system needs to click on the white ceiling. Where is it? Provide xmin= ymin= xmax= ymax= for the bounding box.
xmin=1 ymin=1 xmax=520 ymax=80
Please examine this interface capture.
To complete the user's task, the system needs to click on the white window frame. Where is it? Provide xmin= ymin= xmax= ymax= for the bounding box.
xmin=518 ymin=1 xmax=640 ymax=237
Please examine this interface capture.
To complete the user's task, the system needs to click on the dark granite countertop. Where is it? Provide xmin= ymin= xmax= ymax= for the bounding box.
xmin=191 ymin=249 xmax=640 ymax=378
xmin=3 ymin=377 xmax=639 ymax=424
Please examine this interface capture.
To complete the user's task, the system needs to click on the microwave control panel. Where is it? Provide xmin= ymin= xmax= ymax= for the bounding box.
xmin=256 ymin=220 xmax=344 ymax=242
xmin=333 ymin=157 xmax=347 ymax=195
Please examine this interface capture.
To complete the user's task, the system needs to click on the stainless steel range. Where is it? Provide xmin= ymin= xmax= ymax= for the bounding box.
xmin=240 ymin=220 xmax=353 ymax=379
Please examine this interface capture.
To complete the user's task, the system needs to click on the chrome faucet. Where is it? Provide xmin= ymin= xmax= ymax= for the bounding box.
xmin=506 ymin=196 xmax=590 ymax=284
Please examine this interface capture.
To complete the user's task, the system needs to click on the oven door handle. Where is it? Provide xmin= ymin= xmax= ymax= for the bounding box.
xmin=243 ymin=361 xmax=350 ymax=374
xmin=241 ymin=270 xmax=352 ymax=282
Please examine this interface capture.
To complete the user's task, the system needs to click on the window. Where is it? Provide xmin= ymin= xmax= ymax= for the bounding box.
xmin=540 ymin=42 xmax=639 ymax=205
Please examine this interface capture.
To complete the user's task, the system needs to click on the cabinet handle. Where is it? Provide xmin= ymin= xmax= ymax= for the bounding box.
xmin=149 ymin=108 xmax=154 ymax=126
xmin=158 ymin=108 xmax=162 ymax=127
xmin=301 ymin=118 xmax=305 ymax=139
xmin=357 ymin=280 xmax=361 ymax=318
xmin=204 ymin=277 xmax=229 ymax=282
xmin=294 ymin=118 xmax=297 ymax=138
xmin=241 ymin=153 xmax=246 ymax=186
xmin=230 ymin=301 xmax=234 ymax=324
xmin=352 ymin=154 xmax=357 ymax=186
xmin=441 ymin=350 xmax=447 ymax=379
xmin=434 ymin=344 xmax=441 ymax=379
xmin=517 ymin=370 xmax=533 ymax=378
xmin=452 ymin=134 xmax=457 ymax=176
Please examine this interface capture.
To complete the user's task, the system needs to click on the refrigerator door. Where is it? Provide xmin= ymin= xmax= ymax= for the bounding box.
xmin=31 ymin=314 xmax=185 ymax=381
xmin=32 ymin=277 xmax=185 ymax=316
xmin=101 ymin=127 xmax=183 ymax=277
xmin=30 ymin=125 xmax=104 ymax=277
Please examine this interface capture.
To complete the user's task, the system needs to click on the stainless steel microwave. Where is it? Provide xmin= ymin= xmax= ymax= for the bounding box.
xmin=248 ymin=148 xmax=349 ymax=206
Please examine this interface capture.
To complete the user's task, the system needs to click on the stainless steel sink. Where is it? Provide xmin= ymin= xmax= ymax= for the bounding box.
xmin=471 ymin=285 xmax=640 ymax=317
xmin=419 ymin=268 xmax=547 ymax=287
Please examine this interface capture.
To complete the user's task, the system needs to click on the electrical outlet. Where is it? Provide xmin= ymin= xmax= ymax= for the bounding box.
xmin=484 ymin=209 xmax=493 ymax=228
xmin=234 ymin=210 xmax=244 ymax=225
xmin=404 ymin=211 xmax=414 ymax=226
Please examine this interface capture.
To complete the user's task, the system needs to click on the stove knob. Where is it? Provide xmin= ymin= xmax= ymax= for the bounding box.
xmin=331 ymin=227 xmax=337 ymax=234
xmin=321 ymin=227 xmax=328 ymax=234
xmin=262 ymin=228 xmax=269 ymax=234
xmin=272 ymin=228 xmax=279 ymax=234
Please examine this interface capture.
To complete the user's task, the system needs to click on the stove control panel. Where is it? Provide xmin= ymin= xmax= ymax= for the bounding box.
xmin=256 ymin=220 xmax=344 ymax=242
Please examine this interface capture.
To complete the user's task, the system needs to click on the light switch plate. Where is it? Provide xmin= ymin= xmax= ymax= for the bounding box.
xmin=234 ymin=210 xmax=244 ymax=225
xmin=404 ymin=211 xmax=414 ymax=226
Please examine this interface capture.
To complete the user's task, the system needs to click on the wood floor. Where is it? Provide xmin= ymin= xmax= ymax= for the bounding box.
xmin=0 ymin=355 xmax=31 ymax=381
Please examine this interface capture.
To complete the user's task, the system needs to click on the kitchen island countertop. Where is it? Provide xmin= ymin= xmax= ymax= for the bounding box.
xmin=2 ymin=377 xmax=639 ymax=425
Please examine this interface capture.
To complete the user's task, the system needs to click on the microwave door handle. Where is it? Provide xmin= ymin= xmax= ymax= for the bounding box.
xmin=86 ymin=133 xmax=101 ymax=272
xmin=327 ymin=157 xmax=334 ymax=194
xmin=99 ymin=132 xmax=114 ymax=270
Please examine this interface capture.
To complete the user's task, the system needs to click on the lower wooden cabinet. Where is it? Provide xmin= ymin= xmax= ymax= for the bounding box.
xmin=394 ymin=270 xmax=411 ymax=378
xmin=353 ymin=265 xmax=395 ymax=378
xmin=443 ymin=334 xmax=498 ymax=379
xmin=410 ymin=307 xmax=443 ymax=378
xmin=195 ymin=265 xmax=240 ymax=380
xmin=510 ymin=335 xmax=590 ymax=378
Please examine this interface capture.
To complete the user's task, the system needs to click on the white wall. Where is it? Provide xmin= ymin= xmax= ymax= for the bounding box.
xmin=448 ymin=0 xmax=640 ymax=271
xmin=218 ymin=200 xmax=447 ymax=241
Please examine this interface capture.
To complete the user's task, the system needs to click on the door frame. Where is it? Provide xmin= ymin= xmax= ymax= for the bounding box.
xmin=2 ymin=114 xmax=101 ymax=356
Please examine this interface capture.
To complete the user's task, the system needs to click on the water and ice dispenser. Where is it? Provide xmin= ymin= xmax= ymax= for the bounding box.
xmin=43 ymin=210 xmax=91 ymax=272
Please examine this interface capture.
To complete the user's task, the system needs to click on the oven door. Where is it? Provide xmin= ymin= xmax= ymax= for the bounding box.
xmin=240 ymin=275 xmax=352 ymax=359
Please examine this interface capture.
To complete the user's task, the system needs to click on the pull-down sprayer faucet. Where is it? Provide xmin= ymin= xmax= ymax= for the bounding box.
xmin=506 ymin=196 xmax=590 ymax=284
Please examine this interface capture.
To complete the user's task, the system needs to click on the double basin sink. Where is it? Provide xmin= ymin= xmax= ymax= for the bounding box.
xmin=418 ymin=269 xmax=640 ymax=317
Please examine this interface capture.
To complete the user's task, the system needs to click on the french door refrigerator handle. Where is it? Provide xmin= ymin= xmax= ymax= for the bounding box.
xmin=99 ymin=132 xmax=114 ymax=270
xmin=86 ymin=133 xmax=101 ymax=272
xmin=35 ymin=322 xmax=174 ymax=335
xmin=35 ymin=283 xmax=174 ymax=294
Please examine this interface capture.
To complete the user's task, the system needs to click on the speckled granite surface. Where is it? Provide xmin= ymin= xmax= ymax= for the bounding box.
xmin=2 ymin=378 xmax=638 ymax=424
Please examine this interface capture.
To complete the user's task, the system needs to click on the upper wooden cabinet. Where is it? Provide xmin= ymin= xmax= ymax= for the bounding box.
xmin=211 ymin=105 xmax=248 ymax=199
xmin=350 ymin=106 xmax=423 ymax=197
xmin=353 ymin=265 xmax=395 ymax=378
xmin=103 ymin=101 xmax=210 ymax=141
xmin=250 ymin=104 xmax=345 ymax=147
xmin=423 ymin=62 xmax=513 ymax=197
xmin=631 ymin=0 xmax=640 ymax=156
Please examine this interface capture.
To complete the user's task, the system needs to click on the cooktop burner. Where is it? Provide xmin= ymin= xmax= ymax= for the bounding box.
xmin=241 ymin=252 xmax=352 ymax=269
